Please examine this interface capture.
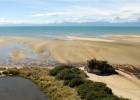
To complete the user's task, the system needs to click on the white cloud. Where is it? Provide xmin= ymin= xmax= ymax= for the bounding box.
xmin=29 ymin=6 xmax=140 ymax=23
xmin=1 ymin=0 xmax=140 ymax=24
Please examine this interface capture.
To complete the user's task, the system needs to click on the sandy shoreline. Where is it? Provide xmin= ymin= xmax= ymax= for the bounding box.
xmin=0 ymin=36 xmax=140 ymax=66
xmin=104 ymin=34 xmax=140 ymax=42
xmin=65 ymin=36 xmax=115 ymax=42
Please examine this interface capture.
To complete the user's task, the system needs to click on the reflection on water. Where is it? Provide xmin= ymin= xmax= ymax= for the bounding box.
xmin=0 ymin=77 xmax=48 ymax=100
xmin=0 ymin=43 xmax=60 ymax=66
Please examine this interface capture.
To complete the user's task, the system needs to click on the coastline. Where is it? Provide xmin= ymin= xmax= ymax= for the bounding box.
xmin=0 ymin=35 xmax=140 ymax=66
xmin=104 ymin=34 xmax=140 ymax=42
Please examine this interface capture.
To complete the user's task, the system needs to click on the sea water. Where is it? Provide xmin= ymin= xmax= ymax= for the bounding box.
xmin=0 ymin=26 xmax=140 ymax=38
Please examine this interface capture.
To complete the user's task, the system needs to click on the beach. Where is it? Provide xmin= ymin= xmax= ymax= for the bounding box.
xmin=0 ymin=35 xmax=140 ymax=66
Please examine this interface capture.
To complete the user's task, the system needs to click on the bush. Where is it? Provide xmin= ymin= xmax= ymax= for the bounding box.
xmin=68 ymin=77 xmax=84 ymax=87
xmin=64 ymin=80 xmax=71 ymax=85
xmin=90 ymin=82 xmax=112 ymax=95
xmin=86 ymin=59 xmax=117 ymax=75
xmin=70 ymin=67 xmax=80 ymax=74
xmin=55 ymin=69 xmax=75 ymax=80
xmin=77 ymin=83 xmax=93 ymax=99
xmin=85 ymin=91 xmax=108 ymax=100
xmin=77 ymin=80 xmax=112 ymax=99
xmin=102 ymin=96 xmax=119 ymax=100
xmin=49 ymin=66 xmax=66 ymax=76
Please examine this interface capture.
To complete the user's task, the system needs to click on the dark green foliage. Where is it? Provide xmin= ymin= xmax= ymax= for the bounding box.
xmin=86 ymin=59 xmax=117 ymax=75
xmin=56 ymin=69 xmax=76 ymax=80
xmin=64 ymin=80 xmax=71 ymax=85
xmin=68 ymin=78 xmax=84 ymax=87
xmin=77 ymin=81 xmax=113 ymax=99
xmin=49 ymin=66 xmax=66 ymax=76
xmin=70 ymin=67 xmax=80 ymax=74
xmin=102 ymin=95 xmax=129 ymax=100
xmin=85 ymin=91 xmax=108 ymax=100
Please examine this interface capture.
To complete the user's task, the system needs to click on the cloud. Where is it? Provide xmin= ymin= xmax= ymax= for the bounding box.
xmin=29 ymin=6 xmax=140 ymax=23
xmin=1 ymin=0 xmax=140 ymax=24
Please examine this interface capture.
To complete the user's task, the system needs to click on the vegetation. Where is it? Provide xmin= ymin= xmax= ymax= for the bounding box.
xmin=0 ymin=60 xmax=128 ymax=100
xmin=85 ymin=59 xmax=118 ymax=75
xmin=49 ymin=65 xmax=128 ymax=100
xmin=0 ymin=67 xmax=80 ymax=100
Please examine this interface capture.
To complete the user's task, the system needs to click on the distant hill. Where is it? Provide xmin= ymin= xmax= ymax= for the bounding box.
xmin=1 ymin=21 xmax=140 ymax=26
xmin=46 ymin=22 xmax=140 ymax=26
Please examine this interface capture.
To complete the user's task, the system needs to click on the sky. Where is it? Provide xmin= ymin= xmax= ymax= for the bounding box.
xmin=0 ymin=0 xmax=140 ymax=25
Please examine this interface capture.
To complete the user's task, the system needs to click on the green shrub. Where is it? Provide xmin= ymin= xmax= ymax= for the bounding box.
xmin=77 ymin=80 xmax=112 ymax=99
xmin=64 ymin=80 xmax=71 ymax=85
xmin=85 ymin=91 xmax=108 ymax=100
xmin=68 ymin=77 xmax=84 ymax=87
xmin=86 ymin=59 xmax=117 ymax=75
xmin=70 ymin=67 xmax=80 ymax=74
xmin=102 ymin=95 xmax=128 ymax=100
xmin=49 ymin=66 xmax=66 ymax=76
xmin=77 ymin=83 xmax=92 ymax=99
xmin=55 ymin=69 xmax=74 ymax=80
xmin=90 ymin=82 xmax=112 ymax=95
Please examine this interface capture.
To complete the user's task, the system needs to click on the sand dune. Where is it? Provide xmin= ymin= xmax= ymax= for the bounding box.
xmin=80 ymin=68 xmax=140 ymax=100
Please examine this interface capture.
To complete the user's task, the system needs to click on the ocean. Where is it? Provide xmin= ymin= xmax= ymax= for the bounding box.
xmin=0 ymin=26 xmax=140 ymax=38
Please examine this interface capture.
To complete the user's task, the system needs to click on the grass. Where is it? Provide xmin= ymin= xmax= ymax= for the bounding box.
xmin=0 ymin=67 xmax=80 ymax=100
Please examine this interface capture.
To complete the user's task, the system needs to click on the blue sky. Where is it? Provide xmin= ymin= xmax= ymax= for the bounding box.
xmin=0 ymin=0 xmax=140 ymax=25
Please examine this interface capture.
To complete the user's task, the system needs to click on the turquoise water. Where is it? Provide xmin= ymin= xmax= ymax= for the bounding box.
xmin=0 ymin=26 xmax=140 ymax=38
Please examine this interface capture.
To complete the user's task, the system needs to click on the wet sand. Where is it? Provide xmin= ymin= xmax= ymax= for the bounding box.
xmin=104 ymin=34 xmax=140 ymax=42
xmin=0 ymin=36 xmax=140 ymax=66
xmin=0 ymin=77 xmax=48 ymax=100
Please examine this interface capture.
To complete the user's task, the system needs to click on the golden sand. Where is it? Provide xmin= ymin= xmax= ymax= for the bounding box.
xmin=0 ymin=36 xmax=140 ymax=65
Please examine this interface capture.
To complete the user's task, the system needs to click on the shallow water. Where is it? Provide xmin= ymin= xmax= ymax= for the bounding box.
xmin=0 ymin=77 xmax=48 ymax=100
xmin=0 ymin=43 xmax=60 ymax=66
xmin=0 ymin=26 xmax=140 ymax=38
